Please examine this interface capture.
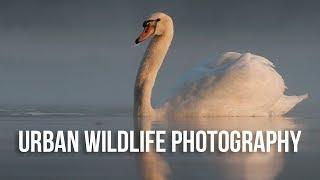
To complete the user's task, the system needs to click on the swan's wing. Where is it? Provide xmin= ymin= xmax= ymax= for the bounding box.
xmin=164 ymin=52 xmax=288 ymax=116
xmin=172 ymin=52 xmax=242 ymax=90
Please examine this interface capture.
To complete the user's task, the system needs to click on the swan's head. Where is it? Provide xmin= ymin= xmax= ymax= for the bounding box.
xmin=135 ymin=12 xmax=173 ymax=44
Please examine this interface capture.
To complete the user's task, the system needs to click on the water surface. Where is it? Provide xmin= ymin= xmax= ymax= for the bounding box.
xmin=0 ymin=105 xmax=319 ymax=180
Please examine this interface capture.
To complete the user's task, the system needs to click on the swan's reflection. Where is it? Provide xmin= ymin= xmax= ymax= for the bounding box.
xmin=135 ymin=116 xmax=298 ymax=180
xmin=135 ymin=116 xmax=170 ymax=180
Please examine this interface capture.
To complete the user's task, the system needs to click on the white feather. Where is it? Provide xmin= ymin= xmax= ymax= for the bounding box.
xmin=160 ymin=52 xmax=307 ymax=116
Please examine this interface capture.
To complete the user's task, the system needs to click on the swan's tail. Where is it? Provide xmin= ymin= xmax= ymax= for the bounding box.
xmin=270 ymin=93 xmax=308 ymax=116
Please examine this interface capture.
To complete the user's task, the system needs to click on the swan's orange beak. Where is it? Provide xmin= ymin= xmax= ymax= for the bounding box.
xmin=135 ymin=25 xmax=155 ymax=44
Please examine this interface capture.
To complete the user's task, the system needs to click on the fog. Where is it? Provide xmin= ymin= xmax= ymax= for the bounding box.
xmin=0 ymin=0 xmax=318 ymax=107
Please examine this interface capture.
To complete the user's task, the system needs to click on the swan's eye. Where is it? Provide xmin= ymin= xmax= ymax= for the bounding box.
xmin=143 ymin=19 xmax=159 ymax=28
xmin=143 ymin=21 xmax=150 ymax=28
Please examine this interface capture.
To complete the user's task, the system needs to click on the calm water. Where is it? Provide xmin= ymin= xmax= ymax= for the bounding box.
xmin=0 ymin=105 xmax=319 ymax=180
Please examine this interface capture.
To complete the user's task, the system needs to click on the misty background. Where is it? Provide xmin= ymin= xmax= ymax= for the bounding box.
xmin=0 ymin=0 xmax=318 ymax=109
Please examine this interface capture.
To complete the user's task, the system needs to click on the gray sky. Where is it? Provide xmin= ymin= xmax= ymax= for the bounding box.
xmin=0 ymin=0 xmax=319 ymax=107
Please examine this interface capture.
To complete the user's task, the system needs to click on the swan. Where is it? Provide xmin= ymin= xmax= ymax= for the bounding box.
xmin=134 ymin=12 xmax=308 ymax=117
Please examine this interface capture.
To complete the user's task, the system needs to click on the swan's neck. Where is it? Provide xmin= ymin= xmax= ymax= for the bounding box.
xmin=134 ymin=33 xmax=173 ymax=116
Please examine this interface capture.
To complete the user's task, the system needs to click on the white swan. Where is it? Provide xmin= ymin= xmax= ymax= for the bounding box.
xmin=134 ymin=12 xmax=307 ymax=117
